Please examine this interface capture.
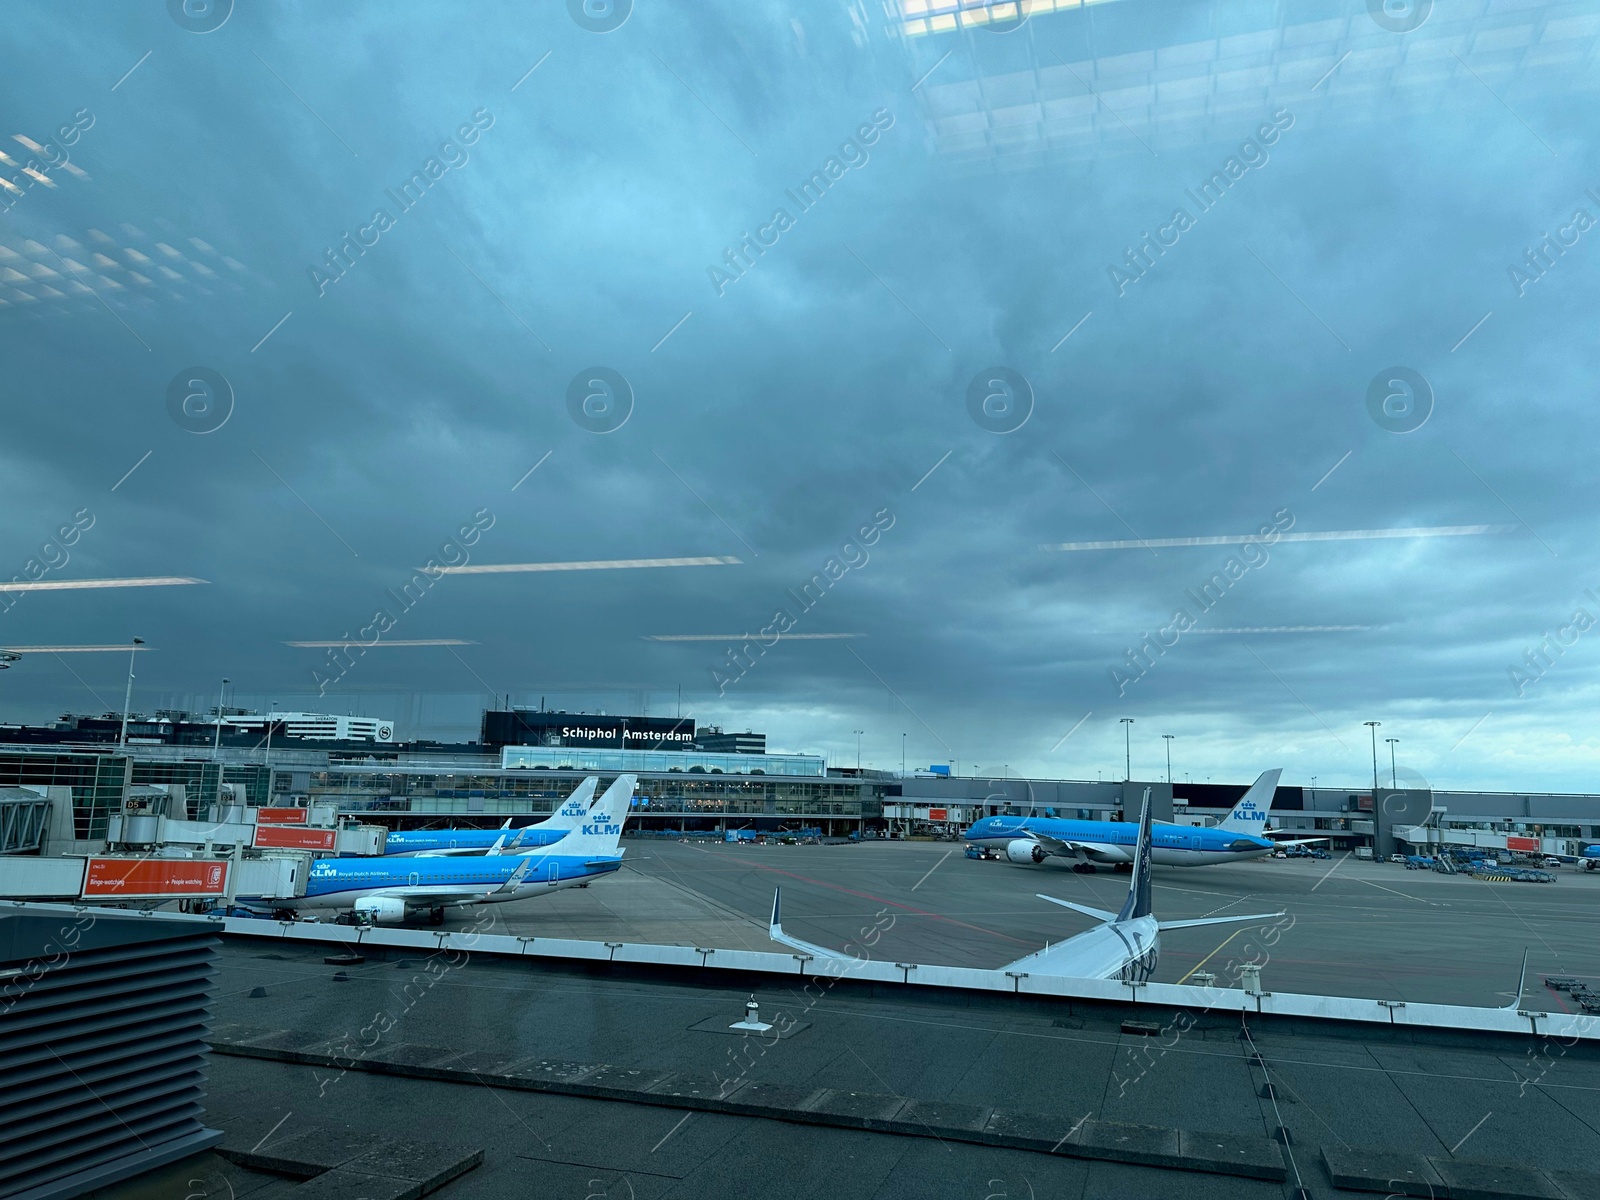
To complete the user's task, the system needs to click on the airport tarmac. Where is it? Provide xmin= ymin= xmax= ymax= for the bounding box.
xmin=464 ymin=839 xmax=1600 ymax=1008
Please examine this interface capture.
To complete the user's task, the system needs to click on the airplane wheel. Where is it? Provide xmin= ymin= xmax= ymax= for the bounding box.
xmin=1114 ymin=863 xmax=1133 ymax=873
xmin=428 ymin=906 xmax=445 ymax=926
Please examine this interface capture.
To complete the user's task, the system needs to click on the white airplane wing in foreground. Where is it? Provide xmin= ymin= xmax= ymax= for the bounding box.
xmin=768 ymin=889 xmax=858 ymax=963
xmin=765 ymin=791 xmax=1285 ymax=982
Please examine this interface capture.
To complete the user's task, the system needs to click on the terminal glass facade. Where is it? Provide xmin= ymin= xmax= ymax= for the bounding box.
xmin=292 ymin=765 xmax=880 ymax=828
xmin=499 ymin=745 xmax=824 ymax=777
xmin=0 ymin=750 xmax=129 ymax=838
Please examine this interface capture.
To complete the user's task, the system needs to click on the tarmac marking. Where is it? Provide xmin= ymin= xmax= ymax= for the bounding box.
xmin=1309 ymin=851 xmax=1351 ymax=891
xmin=1344 ymin=876 xmax=1439 ymax=906
xmin=910 ymin=850 xmax=954 ymax=891
xmin=1176 ymin=928 xmax=1249 ymax=984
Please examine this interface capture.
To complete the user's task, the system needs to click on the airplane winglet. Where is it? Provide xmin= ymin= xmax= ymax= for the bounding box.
xmin=492 ymin=856 xmax=534 ymax=896
xmin=768 ymin=887 xmax=855 ymax=962
xmin=487 ymin=833 xmax=507 ymax=855
xmin=1158 ymin=910 xmax=1285 ymax=931
xmin=1503 ymin=946 xmax=1529 ymax=1011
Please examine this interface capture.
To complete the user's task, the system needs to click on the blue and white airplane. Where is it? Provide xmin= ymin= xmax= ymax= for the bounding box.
xmin=381 ymin=777 xmax=598 ymax=856
xmin=774 ymin=790 xmax=1283 ymax=982
xmin=963 ymin=769 xmax=1319 ymax=868
xmin=244 ymin=775 xmax=634 ymax=925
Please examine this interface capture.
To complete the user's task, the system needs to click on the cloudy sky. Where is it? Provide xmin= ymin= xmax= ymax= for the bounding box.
xmin=2 ymin=0 xmax=1598 ymax=792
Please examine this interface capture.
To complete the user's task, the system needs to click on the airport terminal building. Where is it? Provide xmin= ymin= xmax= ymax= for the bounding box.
xmin=1 ymin=704 xmax=1598 ymax=856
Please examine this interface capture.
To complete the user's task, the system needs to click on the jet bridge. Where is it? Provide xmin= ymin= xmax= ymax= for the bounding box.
xmin=0 ymin=851 xmax=305 ymax=903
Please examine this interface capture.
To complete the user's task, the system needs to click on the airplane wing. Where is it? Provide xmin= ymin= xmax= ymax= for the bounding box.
xmin=768 ymin=888 xmax=859 ymax=962
xmin=1027 ymin=832 xmax=1128 ymax=861
xmin=1261 ymin=832 xmax=1333 ymax=844
xmin=1158 ymin=910 xmax=1283 ymax=931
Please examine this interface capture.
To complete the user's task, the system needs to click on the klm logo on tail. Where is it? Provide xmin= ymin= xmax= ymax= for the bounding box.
xmin=582 ymin=818 xmax=622 ymax=836
xmin=560 ymin=799 xmax=588 ymax=817
xmin=1232 ymin=801 xmax=1267 ymax=824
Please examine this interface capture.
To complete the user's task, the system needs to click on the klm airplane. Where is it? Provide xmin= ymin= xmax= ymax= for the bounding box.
xmin=244 ymin=775 xmax=634 ymax=925
xmin=381 ymin=777 xmax=598 ymax=856
xmin=963 ymin=769 xmax=1317 ymax=868
xmin=773 ymin=790 xmax=1282 ymax=982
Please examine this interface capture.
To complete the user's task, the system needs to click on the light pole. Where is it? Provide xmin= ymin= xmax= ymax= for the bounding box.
xmin=1386 ymin=738 xmax=1398 ymax=787
xmin=901 ymin=732 xmax=906 ymax=778
xmin=212 ymin=677 xmax=230 ymax=760
xmin=1162 ymin=733 xmax=1174 ymax=785
xmin=1120 ymin=717 xmax=1134 ymax=781
xmin=854 ymin=730 xmax=863 ymax=771
xmin=1364 ymin=721 xmax=1381 ymax=791
xmin=117 ymin=637 xmax=144 ymax=747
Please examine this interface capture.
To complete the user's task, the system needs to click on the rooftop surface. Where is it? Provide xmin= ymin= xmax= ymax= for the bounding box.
xmin=106 ymin=924 xmax=1600 ymax=1200
xmin=92 ymin=840 xmax=1600 ymax=1199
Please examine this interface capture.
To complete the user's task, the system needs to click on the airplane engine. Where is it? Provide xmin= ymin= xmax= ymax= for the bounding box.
xmin=1006 ymin=840 xmax=1045 ymax=865
xmin=352 ymin=896 xmax=409 ymax=926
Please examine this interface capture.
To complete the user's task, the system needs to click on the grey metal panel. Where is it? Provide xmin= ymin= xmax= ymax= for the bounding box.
xmin=0 ymin=911 xmax=220 ymax=1200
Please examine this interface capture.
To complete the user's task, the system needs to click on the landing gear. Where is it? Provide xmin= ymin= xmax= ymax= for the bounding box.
xmin=1114 ymin=862 xmax=1134 ymax=873
xmin=427 ymin=906 xmax=445 ymax=927
xmin=1072 ymin=862 xmax=1097 ymax=874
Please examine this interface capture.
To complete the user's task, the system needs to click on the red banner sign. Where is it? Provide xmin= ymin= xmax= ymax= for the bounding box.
xmin=256 ymin=807 xmax=309 ymax=824
xmin=929 ymin=808 xmax=948 ymax=821
xmin=82 ymin=857 xmax=229 ymax=898
xmin=1507 ymin=835 xmax=1539 ymax=852
xmin=253 ymin=825 xmax=336 ymax=851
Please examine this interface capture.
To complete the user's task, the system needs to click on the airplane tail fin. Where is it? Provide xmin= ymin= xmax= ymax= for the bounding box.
xmin=1116 ymin=788 xmax=1155 ymax=922
xmin=535 ymin=774 xmax=633 ymax=858
xmin=532 ymin=776 xmax=599 ymax=832
xmin=1217 ymin=769 xmax=1282 ymax=834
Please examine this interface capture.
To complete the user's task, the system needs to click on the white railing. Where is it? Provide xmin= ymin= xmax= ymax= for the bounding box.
xmin=7 ymin=899 xmax=1588 ymax=1044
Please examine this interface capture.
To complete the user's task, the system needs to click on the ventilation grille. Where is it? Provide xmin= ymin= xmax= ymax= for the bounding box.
xmin=0 ymin=912 xmax=220 ymax=1199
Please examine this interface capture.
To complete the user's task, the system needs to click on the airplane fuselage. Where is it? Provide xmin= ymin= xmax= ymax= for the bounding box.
xmin=964 ymin=815 xmax=1274 ymax=866
xmin=1005 ymin=914 xmax=1162 ymax=981
xmin=381 ymin=827 xmax=567 ymax=856
xmin=243 ymin=852 xmax=622 ymax=914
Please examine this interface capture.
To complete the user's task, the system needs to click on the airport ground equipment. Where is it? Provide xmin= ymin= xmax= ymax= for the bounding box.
xmin=0 ymin=907 xmax=222 ymax=1198
xmin=1467 ymin=864 xmax=1555 ymax=883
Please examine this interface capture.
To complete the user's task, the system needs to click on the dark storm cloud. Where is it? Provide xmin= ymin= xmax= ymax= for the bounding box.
xmin=2 ymin=1 xmax=1600 ymax=791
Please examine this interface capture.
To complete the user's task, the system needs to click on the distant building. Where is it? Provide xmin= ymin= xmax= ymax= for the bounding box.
xmin=480 ymin=708 xmax=697 ymax=751
xmin=224 ymin=713 xmax=394 ymax=742
xmin=694 ymin=726 xmax=765 ymax=754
